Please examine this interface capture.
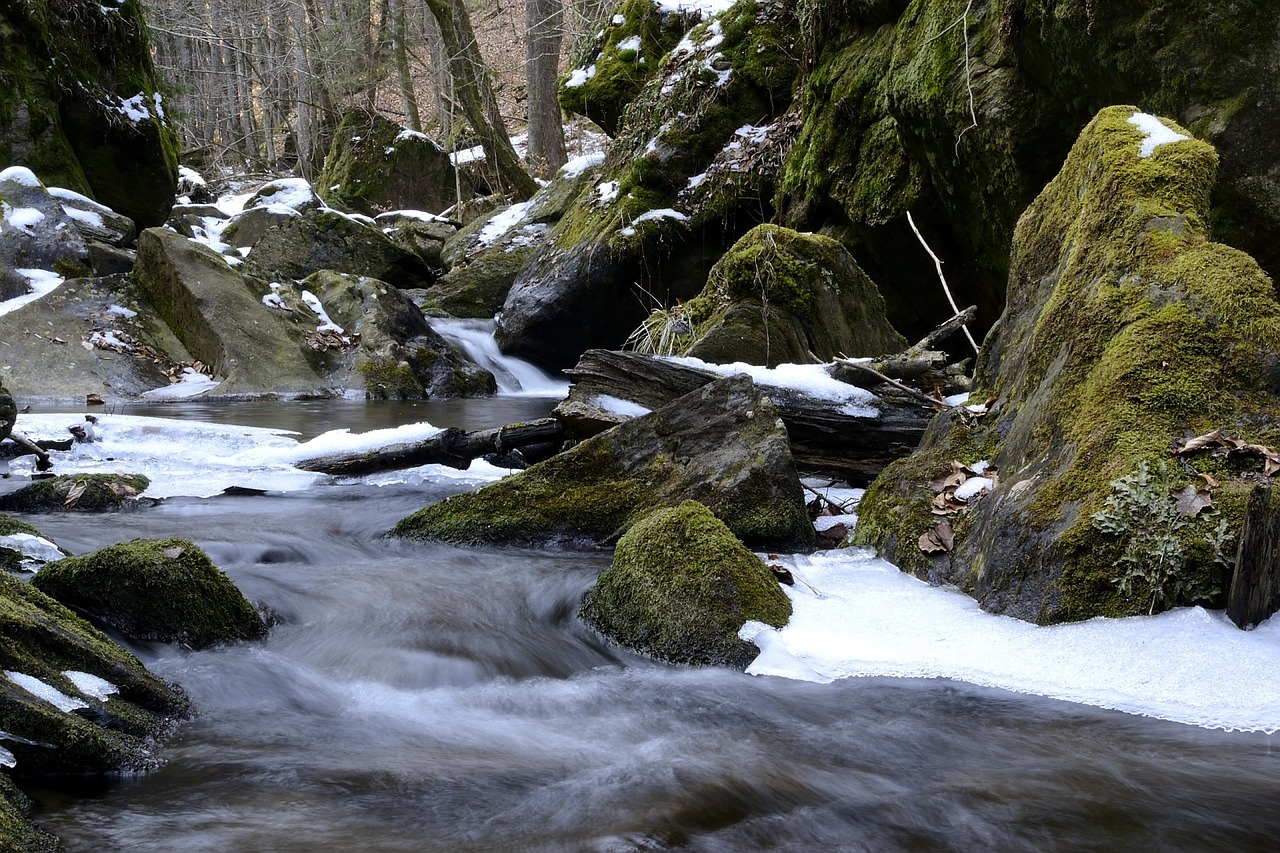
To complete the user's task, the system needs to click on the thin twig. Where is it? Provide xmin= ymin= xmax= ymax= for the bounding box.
xmin=802 ymin=482 xmax=857 ymax=514
xmin=906 ymin=211 xmax=980 ymax=355
xmin=835 ymin=357 xmax=947 ymax=408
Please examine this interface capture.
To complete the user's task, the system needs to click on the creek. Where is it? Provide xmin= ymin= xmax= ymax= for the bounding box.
xmin=7 ymin=388 xmax=1280 ymax=851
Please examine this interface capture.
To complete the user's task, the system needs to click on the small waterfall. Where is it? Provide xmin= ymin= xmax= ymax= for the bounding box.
xmin=429 ymin=318 xmax=569 ymax=397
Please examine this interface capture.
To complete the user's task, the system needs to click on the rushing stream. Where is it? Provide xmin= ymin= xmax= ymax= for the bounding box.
xmin=6 ymin=391 xmax=1280 ymax=850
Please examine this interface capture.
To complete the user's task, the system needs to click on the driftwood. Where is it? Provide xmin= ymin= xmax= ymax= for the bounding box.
xmin=557 ymin=349 xmax=933 ymax=483
xmin=1227 ymin=484 xmax=1280 ymax=629
xmin=832 ymin=306 xmax=976 ymax=398
xmin=295 ymin=418 xmax=564 ymax=476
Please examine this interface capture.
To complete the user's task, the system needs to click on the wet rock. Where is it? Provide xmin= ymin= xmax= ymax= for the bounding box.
xmin=855 ymin=107 xmax=1280 ymax=623
xmin=32 ymin=537 xmax=266 ymax=649
xmin=392 ymin=373 xmax=814 ymax=551
xmin=0 ymin=474 xmax=150 ymax=513
xmin=581 ymin=500 xmax=792 ymax=667
xmin=0 ymin=167 xmax=90 ymax=299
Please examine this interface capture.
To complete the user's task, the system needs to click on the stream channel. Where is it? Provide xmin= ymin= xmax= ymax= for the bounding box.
xmin=7 ymin=354 xmax=1280 ymax=850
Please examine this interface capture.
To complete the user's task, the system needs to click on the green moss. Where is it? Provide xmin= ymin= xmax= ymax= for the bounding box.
xmin=0 ymin=773 xmax=58 ymax=851
xmin=31 ymin=537 xmax=266 ymax=648
xmin=580 ymin=500 xmax=791 ymax=667
xmin=357 ymin=357 xmax=424 ymax=399
xmin=0 ymin=474 xmax=149 ymax=513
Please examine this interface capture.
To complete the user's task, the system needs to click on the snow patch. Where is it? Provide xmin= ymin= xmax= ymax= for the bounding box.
xmin=477 ymin=201 xmax=534 ymax=247
xmin=63 ymin=671 xmax=118 ymax=701
xmin=564 ymin=64 xmax=597 ymax=88
xmin=6 ymin=671 xmax=87 ymax=713
xmin=560 ymin=152 xmax=605 ymax=178
xmin=0 ymin=166 xmax=41 ymax=187
xmin=666 ymin=356 xmax=879 ymax=417
xmin=0 ymin=269 xmax=65 ymax=317
xmin=1128 ymin=111 xmax=1190 ymax=158
xmin=616 ymin=35 xmax=642 ymax=53
xmin=592 ymin=395 xmax=652 ymax=418
xmin=140 ymin=368 xmax=221 ymax=400
xmin=0 ymin=533 xmax=63 ymax=570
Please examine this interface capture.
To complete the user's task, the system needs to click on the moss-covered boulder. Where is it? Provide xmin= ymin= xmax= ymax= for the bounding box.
xmin=0 ymin=474 xmax=149 ymax=513
xmin=581 ymin=500 xmax=792 ymax=667
xmin=32 ymin=537 xmax=266 ymax=648
xmin=0 ymin=570 xmax=190 ymax=779
xmin=0 ymin=774 xmax=58 ymax=851
xmin=241 ymin=206 xmax=436 ymax=288
xmin=288 ymin=271 xmax=495 ymax=398
xmin=393 ymin=373 xmax=814 ymax=550
xmin=855 ymin=107 xmax=1280 ymax=624
xmin=426 ymin=157 xmax=603 ymax=318
xmin=0 ymin=514 xmax=66 ymax=574
xmin=497 ymin=0 xmax=800 ymax=371
xmin=0 ymin=0 xmax=177 ymax=228
xmin=776 ymin=0 xmax=1280 ymax=345
xmin=132 ymin=227 xmax=338 ymax=397
xmin=558 ymin=0 xmax=704 ymax=136
xmin=0 ymin=384 xmax=13 ymax=444
xmin=634 ymin=223 xmax=906 ymax=365
xmin=317 ymin=109 xmax=470 ymax=216
xmin=378 ymin=212 xmax=457 ymax=275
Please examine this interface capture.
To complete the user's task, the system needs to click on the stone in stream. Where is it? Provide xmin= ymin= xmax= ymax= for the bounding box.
xmin=392 ymin=373 xmax=815 ymax=551
xmin=32 ymin=537 xmax=267 ymax=649
xmin=0 ymin=474 xmax=150 ymax=513
xmin=581 ymin=500 xmax=792 ymax=668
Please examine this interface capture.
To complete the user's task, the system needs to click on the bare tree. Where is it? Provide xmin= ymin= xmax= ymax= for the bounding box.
xmin=525 ymin=0 xmax=567 ymax=175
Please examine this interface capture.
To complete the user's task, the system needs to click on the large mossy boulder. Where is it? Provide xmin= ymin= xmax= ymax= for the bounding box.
xmin=241 ymin=206 xmax=436 ymax=288
xmin=317 ymin=109 xmax=470 ymax=215
xmin=0 ymin=570 xmax=190 ymax=778
xmin=133 ymin=227 xmax=337 ymax=397
xmin=581 ymin=500 xmax=792 ymax=667
xmin=635 ymin=223 xmax=907 ymax=365
xmin=497 ymin=0 xmax=800 ymax=371
xmin=777 ymin=0 xmax=1280 ymax=344
xmin=0 ymin=474 xmax=150 ymax=513
xmin=855 ymin=107 xmax=1280 ymax=624
xmin=32 ymin=537 xmax=266 ymax=648
xmin=0 ymin=0 xmax=177 ymax=228
xmin=392 ymin=373 xmax=815 ymax=550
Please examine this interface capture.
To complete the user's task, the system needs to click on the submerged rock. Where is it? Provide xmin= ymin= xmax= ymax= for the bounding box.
xmin=0 ymin=570 xmax=190 ymax=778
xmin=0 ymin=514 xmax=67 ymax=574
xmin=581 ymin=500 xmax=792 ymax=667
xmin=634 ymin=223 xmax=906 ymax=365
xmin=392 ymin=373 xmax=814 ymax=550
xmin=855 ymin=107 xmax=1280 ymax=624
xmin=32 ymin=537 xmax=266 ymax=648
xmin=0 ymin=474 xmax=150 ymax=513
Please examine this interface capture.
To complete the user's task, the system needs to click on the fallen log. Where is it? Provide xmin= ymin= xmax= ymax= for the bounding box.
xmin=294 ymin=418 xmax=564 ymax=476
xmin=555 ymin=350 xmax=933 ymax=483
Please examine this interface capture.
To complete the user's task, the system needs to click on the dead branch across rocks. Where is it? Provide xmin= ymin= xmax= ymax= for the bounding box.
xmin=294 ymin=418 xmax=564 ymax=476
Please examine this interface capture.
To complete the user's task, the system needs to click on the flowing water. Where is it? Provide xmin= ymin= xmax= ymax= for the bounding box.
xmin=8 ymin=396 xmax=1280 ymax=851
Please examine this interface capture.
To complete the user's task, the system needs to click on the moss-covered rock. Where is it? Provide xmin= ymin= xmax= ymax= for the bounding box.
xmin=32 ymin=537 xmax=266 ymax=648
xmin=317 ymin=108 xmax=470 ymax=215
xmin=0 ymin=0 xmax=177 ymax=228
xmin=0 ymin=384 xmax=13 ymax=444
xmin=778 ymin=0 xmax=1280 ymax=344
xmin=636 ymin=223 xmax=906 ymax=365
xmin=581 ymin=500 xmax=791 ymax=667
xmin=499 ymin=0 xmax=801 ymax=370
xmin=0 ymin=570 xmax=190 ymax=778
xmin=0 ymin=514 xmax=66 ymax=575
xmin=0 ymin=773 xmax=58 ymax=851
xmin=392 ymin=373 xmax=814 ymax=550
xmin=558 ymin=0 xmax=701 ymax=136
xmin=0 ymin=474 xmax=149 ymax=513
xmin=241 ymin=207 xmax=436 ymax=288
xmin=293 ymin=270 xmax=495 ymax=398
xmin=855 ymin=106 xmax=1280 ymax=624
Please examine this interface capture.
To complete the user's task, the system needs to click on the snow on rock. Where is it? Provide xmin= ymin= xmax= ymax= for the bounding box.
xmin=63 ymin=671 xmax=118 ymax=701
xmin=3 ymin=204 xmax=45 ymax=231
xmin=5 ymin=671 xmax=87 ymax=713
xmin=0 ymin=533 xmax=63 ymax=570
xmin=560 ymin=152 xmax=605 ymax=178
xmin=0 ymin=269 xmax=65 ymax=318
xmin=1128 ymin=111 xmax=1190 ymax=158
xmin=564 ymin=64 xmax=597 ymax=89
xmin=616 ymin=34 xmax=642 ymax=53
xmin=477 ymin=201 xmax=534 ymax=247
xmin=667 ymin=357 xmax=880 ymax=417
xmin=140 ymin=368 xmax=221 ymax=401
xmin=301 ymin=290 xmax=344 ymax=333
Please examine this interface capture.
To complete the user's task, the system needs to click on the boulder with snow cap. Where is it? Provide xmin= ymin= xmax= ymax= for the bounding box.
xmin=48 ymin=186 xmax=137 ymax=248
xmin=317 ymin=108 xmax=471 ymax=216
xmin=855 ymin=107 xmax=1280 ymax=624
xmin=0 ymin=167 xmax=90 ymax=299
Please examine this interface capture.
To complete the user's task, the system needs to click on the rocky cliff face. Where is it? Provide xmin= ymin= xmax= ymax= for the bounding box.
xmin=0 ymin=0 xmax=178 ymax=228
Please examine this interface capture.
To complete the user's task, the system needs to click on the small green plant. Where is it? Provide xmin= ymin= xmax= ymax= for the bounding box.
xmin=1091 ymin=459 xmax=1232 ymax=614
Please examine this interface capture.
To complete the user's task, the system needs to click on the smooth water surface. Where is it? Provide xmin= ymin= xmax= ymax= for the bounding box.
xmin=12 ymin=400 xmax=1280 ymax=851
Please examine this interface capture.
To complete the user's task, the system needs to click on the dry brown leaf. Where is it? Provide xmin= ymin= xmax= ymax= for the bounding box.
xmin=1197 ymin=472 xmax=1220 ymax=488
xmin=106 ymin=482 xmax=138 ymax=498
xmin=63 ymin=480 xmax=86 ymax=508
xmin=1174 ymin=429 xmax=1224 ymax=454
xmin=918 ymin=521 xmax=955 ymax=554
xmin=1173 ymin=484 xmax=1214 ymax=517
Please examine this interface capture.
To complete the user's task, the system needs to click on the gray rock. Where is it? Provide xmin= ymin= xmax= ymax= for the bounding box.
xmin=48 ymin=186 xmax=136 ymax=247
xmin=392 ymin=373 xmax=815 ymax=551
xmin=0 ymin=167 xmax=90 ymax=296
xmin=221 ymin=205 xmax=299 ymax=249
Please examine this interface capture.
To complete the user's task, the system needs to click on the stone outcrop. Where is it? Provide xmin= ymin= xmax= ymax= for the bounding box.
xmin=581 ymin=500 xmax=792 ymax=667
xmin=0 ymin=167 xmax=90 ymax=299
xmin=392 ymin=373 xmax=815 ymax=551
xmin=855 ymin=107 xmax=1280 ymax=624
xmin=32 ymin=537 xmax=267 ymax=649
xmin=633 ymin=223 xmax=907 ymax=365
xmin=0 ymin=0 xmax=177 ymax=228
xmin=317 ymin=108 xmax=470 ymax=215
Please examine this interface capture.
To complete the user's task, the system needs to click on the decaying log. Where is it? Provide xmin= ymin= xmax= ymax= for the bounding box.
xmin=831 ymin=306 xmax=976 ymax=396
xmin=0 ymin=433 xmax=53 ymax=471
xmin=557 ymin=349 xmax=933 ymax=483
xmin=295 ymin=418 xmax=564 ymax=476
xmin=1227 ymin=484 xmax=1280 ymax=629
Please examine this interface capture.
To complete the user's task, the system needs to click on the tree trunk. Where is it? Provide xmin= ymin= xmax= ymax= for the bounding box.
xmin=1227 ymin=484 xmax=1280 ymax=629
xmin=393 ymin=0 xmax=423 ymax=131
xmin=525 ymin=0 xmax=567 ymax=175
xmin=423 ymin=0 xmax=538 ymax=200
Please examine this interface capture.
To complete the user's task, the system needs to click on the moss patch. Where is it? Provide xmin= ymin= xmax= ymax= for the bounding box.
xmin=580 ymin=500 xmax=791 ymax=667
xmin=32 ymin=537 xmax=266 ymax=648
xmin=0 ymin=474 xmax=149 ymax=513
